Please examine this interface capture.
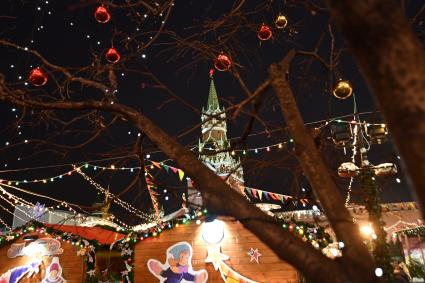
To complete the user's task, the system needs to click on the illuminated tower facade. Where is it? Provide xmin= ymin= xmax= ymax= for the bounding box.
xmin=198 ymin=74 xmax=245 ymax=195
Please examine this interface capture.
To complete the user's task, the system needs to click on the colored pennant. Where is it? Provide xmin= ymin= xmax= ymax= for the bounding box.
xmin=162 ymin=164 xmax=169 ymax=173
xmin=245 ymin=187 xmax=252 ymax=197
xmin=151 ymin=161 xmax=161 ymax=169
xmin=169 ymin=166 xmax=178 ymax=174
xmin=177 ymin=169 xmax=185 ymax=181
xmin=279 ymin=194 xmax=285 ymax=203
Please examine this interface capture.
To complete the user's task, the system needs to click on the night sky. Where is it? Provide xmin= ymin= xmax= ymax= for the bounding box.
xmin=0 ymin=0 xmax=422 ymax=226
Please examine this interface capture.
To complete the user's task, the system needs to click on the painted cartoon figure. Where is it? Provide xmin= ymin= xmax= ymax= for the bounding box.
xmin=41 ymin=257 xmax=67 ymax=283
xmin=0 ymin=261 xmax=41 ymax=283
xmin=148 ymin=242 xmax=208 ymax=283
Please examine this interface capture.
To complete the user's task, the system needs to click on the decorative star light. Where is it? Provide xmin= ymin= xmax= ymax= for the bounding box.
xmin=247 ymin=248 xmax=262 ymax=264
xmin=121 ymin=248 xmax=133 ymax=256
xmin=205 ymin=245 xmax=229 ymax=270
xmin=86 ymin=269 xmax=96 ymax=277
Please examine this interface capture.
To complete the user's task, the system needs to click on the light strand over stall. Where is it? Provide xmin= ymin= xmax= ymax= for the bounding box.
xmin=74 ymin=166 xmax=155 ymax=223
xmin=0 ymin=110 xmax=381 ymax=164
xmin=0 ymin=216 xmax=11 ymax=230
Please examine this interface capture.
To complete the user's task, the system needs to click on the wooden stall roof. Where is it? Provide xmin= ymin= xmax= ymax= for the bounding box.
xmin=45 ymin=224 xmax=126 ymax=245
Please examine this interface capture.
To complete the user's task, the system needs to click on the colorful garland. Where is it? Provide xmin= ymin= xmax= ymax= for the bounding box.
xmin=277 ymin=217 xmax=333 ymax=249
xmin=0 ymin=209 xmax=332 ymax=282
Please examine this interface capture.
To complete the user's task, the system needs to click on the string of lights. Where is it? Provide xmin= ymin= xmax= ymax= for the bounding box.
xmin=0 ymin=154 xmax=137 ymax=174
xmin=0 ymin=111 xmax=381 ymax=171
xmin=0 ymin=191 xmax=38 ymax=222
xmin=0 ymin=184 xmax=94 ymax=227
xmin=1 ymin=181 xmax=130 ymax=231
xmin=345 ymin=122 xmax=359 ymax=207
xmin=143 ymin=169 xmax=161 ymax=223
xmin=0 ymin=186 xmax=33 ymax=208
xmin=0 ymin=216 xmax=11 ymax=230
xmin=385 ymin=219 xmax=419 ymax=231
xmin=74 ymin=166 xmax=155 ymax=224
xmin=0 ymin=202 xmax=28 ymax=227
xmin=0 ymin=181 xmax=84 ymax=215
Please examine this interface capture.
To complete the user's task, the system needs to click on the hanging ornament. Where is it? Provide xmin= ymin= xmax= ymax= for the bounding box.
xmin=105 ymin=48 xmax=120 ymax=63
xmin=94 ymin=6 xmax=111 ymax=23
xmin=214 ymin=54 xmax=232 ymax=71
xmin=257 ymin=24 xmax=272 ymax=41
xmin=332 ymin=80 xmax=353 ymax=99
xmin=275 ymin=15 xmax=288 ymax=29
xmin=28 ymin=67 xmax=48 ymax=86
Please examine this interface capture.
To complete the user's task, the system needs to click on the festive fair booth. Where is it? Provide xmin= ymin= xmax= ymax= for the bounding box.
xmin=0 ymin=225 xmax=83 ymax=283
xmin=133 ymin=216 xmax=300 ymax=283
xmin=0 ymin=222 xmax=129 ymax=283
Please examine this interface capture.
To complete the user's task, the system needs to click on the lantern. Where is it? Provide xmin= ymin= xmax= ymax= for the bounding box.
xmin=337 ymin=162 xmax=359 ymax=178
xmin=105 ymin=48 xmax=120 ymax=63
xmin=365 ymin=123 xmax=388 ymax=144
xmin=332 ymin=80 xmax=353 ymax=99
xmin=258 ymin=24 xmax=272 ymax=41
xmin=94 ymin=6 xmax=111 ymax=23
xmin=29 ymin=67 xmax=48 ymax=86
xmin=330 ymin=123 xmax=352 ymax=147
xmin=275 ymin=15 xmax=288 ymax=29
xmin=214 ymin=54 xmax=232 ymax=71
xmin=373 ymin=163 xmax=397 ymax=177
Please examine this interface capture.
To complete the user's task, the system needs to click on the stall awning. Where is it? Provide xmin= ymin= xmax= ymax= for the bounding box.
xmin=46 ymin=224 xmax=126 ymax=245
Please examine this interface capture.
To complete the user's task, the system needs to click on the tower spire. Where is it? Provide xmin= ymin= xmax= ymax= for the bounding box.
xmin=207 ymin=71 xmax=220 ymax=112
xmin=196 ymin=71 xmax=245 ymax=199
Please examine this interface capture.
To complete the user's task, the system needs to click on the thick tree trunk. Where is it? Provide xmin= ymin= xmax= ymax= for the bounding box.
xmin=0 ymin=85 xmax=349 ymax=282
xmin=325 ymin=0 xmax=425 ymax=220
xmin=269 ymin=50 xmax=376 ymax=282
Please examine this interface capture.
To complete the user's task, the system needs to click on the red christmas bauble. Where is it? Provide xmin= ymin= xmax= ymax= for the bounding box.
xmin=29 ymin=67 xmax=48 ymax=86
xmin=214 ymin=54 xmax=232 ymax=71
xmin=94 ymin=6 xmax=111 ymax=23
xmin=258 ymin=24 xmax=272 ymax=41
xmin=105 ymin=48 xmax=120 ymax=63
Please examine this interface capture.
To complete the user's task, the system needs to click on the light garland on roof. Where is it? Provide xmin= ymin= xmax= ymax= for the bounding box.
xmin=0 ymin=186 xmax=130 ymax=232
xmin=385 ymin=220 xmax=420 ymax=231
xmin=74 ymin=166 xmax=155 ymax=224
xmin=0 ymin=216 xmax=11 ymax=230
xmin=393 ymin=226 xmax=425 ymax=237
xmin=143 ymin=170 xmax=161 ymax=223
xmin=0 ymin=202 xmax=28 ymax=225
xmin=0 ymin=182 xmax=80 ymax=214
xmin=0 ymin=170 xmax=152 ymax=231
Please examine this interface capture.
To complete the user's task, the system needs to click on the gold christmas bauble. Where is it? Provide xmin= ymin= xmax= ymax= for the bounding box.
xmin=332 ymin=80 xmax=353 ymax=99
xmin=275 ymin=15 xmax=288 ymax=29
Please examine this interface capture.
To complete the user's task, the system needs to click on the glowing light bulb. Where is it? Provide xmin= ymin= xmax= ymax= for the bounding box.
xmin=202 ymin=219 xmax=224 ymax=244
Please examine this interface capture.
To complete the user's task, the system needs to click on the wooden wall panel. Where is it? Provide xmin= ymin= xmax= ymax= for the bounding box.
xmin=134 ymin=219 xmax=298 ymax=283
xmin=0 ymin=234 xmax=84 ymax=283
